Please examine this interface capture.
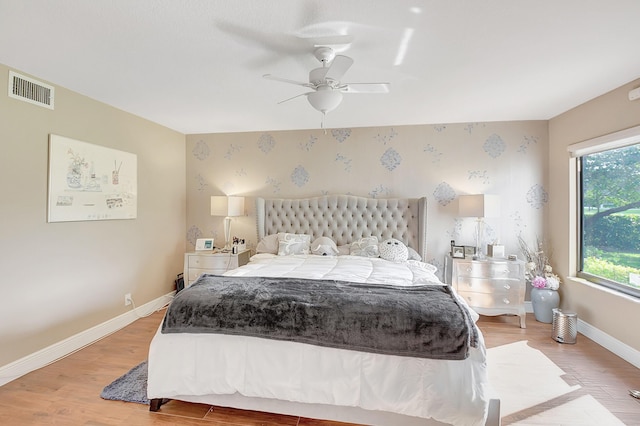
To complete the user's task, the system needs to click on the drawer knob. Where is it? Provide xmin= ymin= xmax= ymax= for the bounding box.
xmin=503 ymin=298 xmax=510 ymax=304
xmin=503 ymin=284 xmax=511 ymax=290
xmin=466 ymin=267 xmax=472 ymax=273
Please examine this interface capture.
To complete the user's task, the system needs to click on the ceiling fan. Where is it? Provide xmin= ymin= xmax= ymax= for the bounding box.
xmin=263 ymin=46 xmax=389 ymax=124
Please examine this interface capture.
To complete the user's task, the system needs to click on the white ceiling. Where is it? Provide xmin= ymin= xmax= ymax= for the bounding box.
xmin=1 ymin=0 xmax=640 ymax=134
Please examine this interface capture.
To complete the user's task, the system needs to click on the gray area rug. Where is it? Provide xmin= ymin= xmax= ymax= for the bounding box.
xmin=100 ymin=361 xmax=149 ymax=405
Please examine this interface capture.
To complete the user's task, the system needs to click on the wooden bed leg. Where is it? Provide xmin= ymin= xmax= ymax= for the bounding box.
xmin=149 ymin=398 xmax=169 ymax=412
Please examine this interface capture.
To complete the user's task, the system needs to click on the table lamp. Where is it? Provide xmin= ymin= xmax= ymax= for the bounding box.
xmin=210 ymin=195 xmax=245 ymax=251
xmin=458 ymin=194 xmax=500 ymax=257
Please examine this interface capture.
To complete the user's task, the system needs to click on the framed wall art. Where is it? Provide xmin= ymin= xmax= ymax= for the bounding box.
xmin=47 ymin=134 xmax=137 ymax=222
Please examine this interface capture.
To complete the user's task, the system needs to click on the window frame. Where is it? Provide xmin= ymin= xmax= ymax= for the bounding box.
xmin=570 ymin=125 xmax=640 ymax=299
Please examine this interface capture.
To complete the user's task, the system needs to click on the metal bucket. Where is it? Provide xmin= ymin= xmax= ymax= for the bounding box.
xmin=551 ymin=308 xmax=577 ymax=344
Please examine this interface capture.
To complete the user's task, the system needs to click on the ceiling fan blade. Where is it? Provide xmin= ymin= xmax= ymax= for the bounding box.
xmin=277 ymin=92 xmax=312 ymax=104
xmin=263 ymin=74 xmax=313 ymax=88
xmin=216 ymin=21 xmax=353 ymax=66
xmin=340 ymin=83 xmax=390 ymax=94
xmin=309 ymin=34 xmax=355 ymax=47
xmin=325 ymin=55 xmax=354 ymax=81
xmin=216 ymin=21 xmax=306 ymax=55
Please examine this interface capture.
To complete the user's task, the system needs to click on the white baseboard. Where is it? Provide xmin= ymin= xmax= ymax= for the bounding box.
xmin=577 ymin=319 xmax=640 ymax=369
xmin=525 ymin=301 xmax=640 ymax=369
xmin=0 ymin=292 xmax=174 ymax=387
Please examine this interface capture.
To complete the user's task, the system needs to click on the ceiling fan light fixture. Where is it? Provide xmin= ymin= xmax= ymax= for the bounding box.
xmin=307 ymin=89 xmax=343 ymax=114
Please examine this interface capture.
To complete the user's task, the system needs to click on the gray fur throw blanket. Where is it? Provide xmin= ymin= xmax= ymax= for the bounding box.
xmin=162 ymin=274 xmax=478 ymax=360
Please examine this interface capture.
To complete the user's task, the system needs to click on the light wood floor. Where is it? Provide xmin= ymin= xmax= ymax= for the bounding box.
xmin=1 ymin=310 xmax=639 ymax=425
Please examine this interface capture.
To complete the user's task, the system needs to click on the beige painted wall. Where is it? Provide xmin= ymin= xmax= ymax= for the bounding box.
xmin=549 ymin=78 xmax=640 ymax=352
xmin=0 ymin=64 xmax=186 ymax=367
xmin=186 ymin=121 xmax=548 ymax=285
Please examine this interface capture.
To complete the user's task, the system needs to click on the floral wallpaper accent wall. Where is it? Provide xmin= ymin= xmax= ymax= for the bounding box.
xmin=186 ymin=120 xmax=548 ymax=281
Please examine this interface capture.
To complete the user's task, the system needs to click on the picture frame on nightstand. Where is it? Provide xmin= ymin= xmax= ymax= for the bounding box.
xmin=464 ymin=246 xmax=476 ymax=257
xmin=452 ymin=245 xmax=465 ymax=258
xmin=195 ymin=238 xmax=214 ymax=251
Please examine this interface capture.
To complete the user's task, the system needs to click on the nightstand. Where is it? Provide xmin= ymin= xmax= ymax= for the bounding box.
xmin=183 ymin=250 xmax=251 ymax=287
xmin=444 ymin=254 xmax=526 ymax=328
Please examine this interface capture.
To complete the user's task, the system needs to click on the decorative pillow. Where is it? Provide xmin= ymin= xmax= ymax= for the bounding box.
xmin=256 ymin=234 xmax=279 ymax=254
xmin=277 ymin=233 xmax=311 ymax=256
xmin=311 ymin=236 xmax=339 ymax=256
xmin=378 ymin=238 xmax=409 ymax=262
xmin=350 ymin=236 xmax=379 ymax=257
xmin=407 ymin=246 xmax=422 ymax=261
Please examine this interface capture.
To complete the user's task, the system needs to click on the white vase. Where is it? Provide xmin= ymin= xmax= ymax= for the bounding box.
xmin=530 ymin=287 xmax=560 ymax=323
xmin=66 ymin=171 xmax=82 ymax=188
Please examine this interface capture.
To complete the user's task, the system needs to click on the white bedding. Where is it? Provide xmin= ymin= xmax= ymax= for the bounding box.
xmin=228 ymin=253 xmax=443 ymax=285
xmin=147 ymin=255 xmax=490 ymax=426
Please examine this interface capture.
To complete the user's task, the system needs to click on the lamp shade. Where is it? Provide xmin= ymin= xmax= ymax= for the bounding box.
xmin=458 ymin=194 xmax=500 ymax=218
xmin=226 ymin=196 xmax=244 ymax=217
xmin=210 ymin=196 xmax=245 ymax=217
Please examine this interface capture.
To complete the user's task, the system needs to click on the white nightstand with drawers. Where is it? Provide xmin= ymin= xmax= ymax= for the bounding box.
xmin=444 ymin=254 xmax=526 ymax=328
xmin=183 ymin=250 xmax=251 ymax=288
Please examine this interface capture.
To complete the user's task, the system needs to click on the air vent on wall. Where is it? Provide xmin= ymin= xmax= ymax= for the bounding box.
xmin=8 ymin=70 xmax=54 ymax=109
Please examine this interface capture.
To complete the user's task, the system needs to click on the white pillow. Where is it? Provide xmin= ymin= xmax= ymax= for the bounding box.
xmin=378 ymin=238 xmax=409 ymax=262
xmin=256 ymin=234 xmax=279 ymax=254
xmin=277 ymin=233 xmax=311 ymax=256
xmin=350 ymin=236 xmax=379 ymax=257
xmin=407 ymin=246 xmax=422 ymax=261
xmin=311 ymin=236 xmax=339 ymax=256
xmin=419 ymin=262 xmax=438 ymax=274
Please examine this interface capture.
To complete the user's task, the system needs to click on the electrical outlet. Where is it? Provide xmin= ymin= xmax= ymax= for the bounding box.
xmin=124 ymin=293 xmax=132 ymax=306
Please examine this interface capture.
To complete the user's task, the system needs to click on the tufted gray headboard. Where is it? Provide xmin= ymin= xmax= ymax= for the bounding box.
xmin=256 ymin=194 xmax=427 ymax=260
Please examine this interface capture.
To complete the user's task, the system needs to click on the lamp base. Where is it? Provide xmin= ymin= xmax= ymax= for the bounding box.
xmin=475 ymin=217 xmax=485 ymax=259
xmin=222 ymin=216 xmax=232 ymax=252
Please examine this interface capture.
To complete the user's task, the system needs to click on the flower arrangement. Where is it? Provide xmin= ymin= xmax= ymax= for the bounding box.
xmin=67 ymin=148 xmax=88 ymax=175
xmin=517 ymin=235 xmax=560 ymax=290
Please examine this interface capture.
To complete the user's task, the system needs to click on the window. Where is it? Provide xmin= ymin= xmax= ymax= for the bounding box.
xmin=575 ymin=133 xmax=640 ymax=298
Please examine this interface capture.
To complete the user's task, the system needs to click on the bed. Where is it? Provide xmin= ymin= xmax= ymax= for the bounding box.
xmin=147 ymin=194 xmax=500 ymax=426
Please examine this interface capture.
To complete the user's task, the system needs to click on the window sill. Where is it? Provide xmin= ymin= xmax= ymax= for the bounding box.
xmin=568 ymin=276 xmax=640 ymax=302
